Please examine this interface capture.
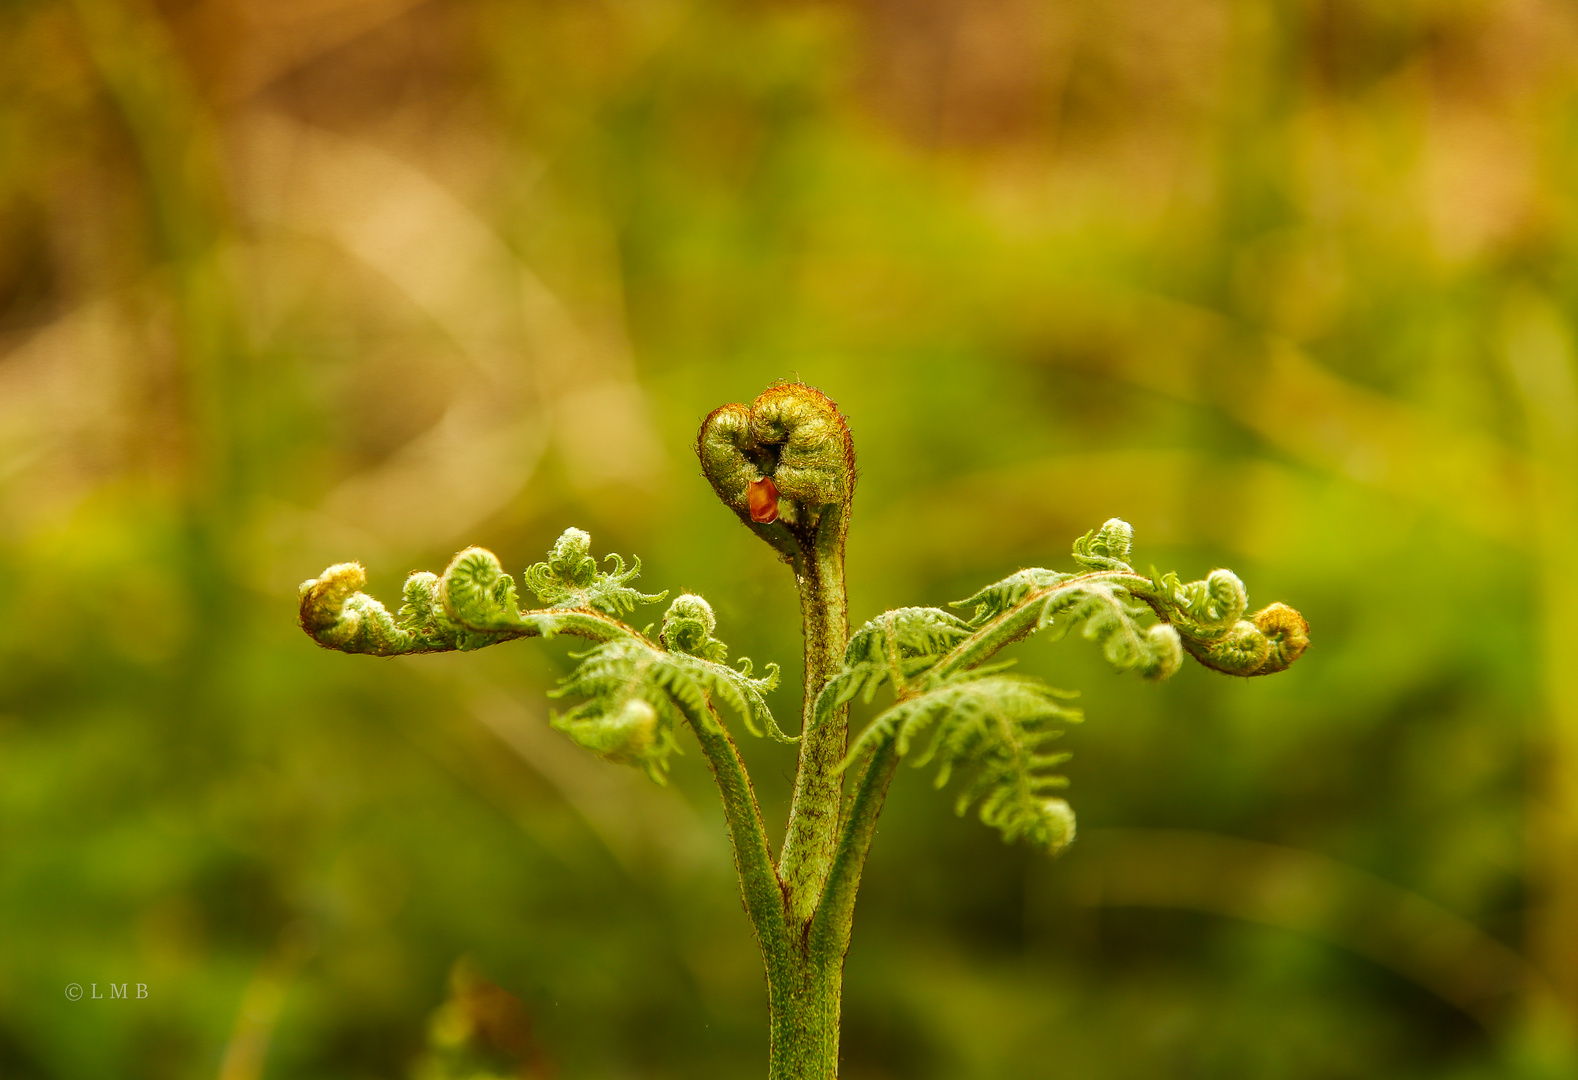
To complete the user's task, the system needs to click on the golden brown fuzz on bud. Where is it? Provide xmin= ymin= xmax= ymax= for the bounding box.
xmin=696 ymin=382 xmax=856 ymax=560
xmin=1249 ymin=603 xmax=1310 ymax=675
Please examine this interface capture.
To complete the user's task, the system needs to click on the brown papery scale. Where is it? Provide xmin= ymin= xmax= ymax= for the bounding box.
xmin=748 ymin=477 xmax=780 ymax=523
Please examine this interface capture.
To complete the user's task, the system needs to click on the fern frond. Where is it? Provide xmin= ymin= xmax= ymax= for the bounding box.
xmin=299 ymin=561 xmax=524 ymax=655
xmin=550 ymin=642 xmax=687 ymax=783
xmin=826 ymin=517 xmax=1309 ymax=856
xmin=811 ymin=607 xmax=975 ymax=730
xmin=547 ymin=592 xmax=791 ymax=780
xmin=949 ymin=569 xmax=1183 ymax=681
xmin=1030 ymin=581 xmax=1185 ymax=680
xmin=844 ymin=674 xmax=1082 ymax=854
xmin=943 ymin=518 xmax=1309 ymax=680
xmin=299 ymin=528 xmax=674 ymax=657
xmin=951 ymin=568 xmax=1070 ymax=626
xmin=552 ymin=630 xmax=788 ymax=780
xmin=657 ymin=593 xmax=791 ymax=740
xmin=302 ymin=536 xmax=787 ymax=779
xmin=522 ymin=527 xmax=668 ymax=617
xmin=1142 ymin=565 xmax=1309 ymax=676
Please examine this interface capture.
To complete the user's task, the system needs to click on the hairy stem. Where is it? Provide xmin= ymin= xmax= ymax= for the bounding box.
xmin=779 ymin=505 xmax=852 ymax=923
xmin=681 ymin=702 xmax=793 ymax=976
xmin=808 ymin=739 xmax=901 ymax=970
xmin=767 ymin=951 xmax=842 ymax=1080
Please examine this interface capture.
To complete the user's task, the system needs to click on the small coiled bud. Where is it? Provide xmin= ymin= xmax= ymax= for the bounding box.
xmin=1142 ymin=624 xmax=1184 ymax=680
xmin=1203 ymin=569 xmax=1249 ymax=627
xmin=1250 ymin=603 xmax=1310 ymax=675
xmin=1036 ymin=799 xmax=1077 ymax=856
xmin=661 ymin=594 xmax=728 ymax=663
xmin=401 ymin=571 xmax=443 ymax=625
xmin=299 ymin=562 xmax=416 ymax=654
xmin=1072 ymin=518 xmax=1135 ymax=570
xmin=546 ymin=528 xmax=597 ymax=588
xmin=441 ymin=548 xmax=525 ymax=632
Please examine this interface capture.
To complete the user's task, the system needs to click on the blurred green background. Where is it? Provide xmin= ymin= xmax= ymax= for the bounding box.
xmin=3 ymin=0 xmax=1577 ymax=1076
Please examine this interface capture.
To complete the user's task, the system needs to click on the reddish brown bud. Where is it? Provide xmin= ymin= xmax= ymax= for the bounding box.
xmin=747 ymin=477 xmax=780 ymax=523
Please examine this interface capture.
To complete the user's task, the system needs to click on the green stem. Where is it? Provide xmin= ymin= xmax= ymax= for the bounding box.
xmin=809 ymin=739 xmax=901 ymax=968
xmin=767 ymin=734 xmax=898 ymax=1079
xmin=779 ymin=505 xmax=852 ymax=923
xmin=768 ymin=501 xmax=854 ymax=1079
xmin=304 ymin=606 xmax=658 ymax=657
xmin=681 ymin=703 xmax=793 ymax=975
xmin=766 ymin=951 xmax=842 ymax=1080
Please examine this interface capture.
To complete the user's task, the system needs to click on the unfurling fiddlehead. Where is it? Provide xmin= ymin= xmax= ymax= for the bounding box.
xmin=834 ymin=517 xmax=1308 ymax=855
xmin=696 ymin=382 xmax=856 ymax=562
xmin=298 ymin=529 xmax=784 ymax=782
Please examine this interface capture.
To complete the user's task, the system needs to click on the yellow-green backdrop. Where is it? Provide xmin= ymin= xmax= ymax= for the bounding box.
xmin=1 ymin=1 xmax=1575 ymax=1077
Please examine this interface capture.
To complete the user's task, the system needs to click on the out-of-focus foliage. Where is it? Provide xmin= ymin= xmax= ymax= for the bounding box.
xmin=1 ymin=0 xmax=1576 ymax=1078
xmin=411 ymin=958 xmax=551 ymax=1080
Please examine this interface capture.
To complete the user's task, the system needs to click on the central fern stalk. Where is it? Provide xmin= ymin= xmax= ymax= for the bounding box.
xmin=780 ymin=514 xmax=851 ymax=919
xmin=771 ymin=510 xmax=852 ymax=1079
xmin=766 ymin=956 xmax=843 ymax=1080
xmin=300 ymin=381 xmax=1309 ymax=1078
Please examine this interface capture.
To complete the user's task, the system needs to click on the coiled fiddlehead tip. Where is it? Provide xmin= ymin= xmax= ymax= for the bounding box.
xmin=440 ymin=547 xmax=525 ymax=632
xmin=1072 ymin=517 xmax=1135 ymax=570
xmin=547 ymin=527 xmax=596 ymax=585
xmin=1163 ymin=590 xmax=1310 ymax=678
xmin=1067 ymin=520 xmax=1310 ymax=679
xmin=1036 ymin=799 xmax=1077 ymax=855
xmin=697 ymin=383 xmax=856 ymax=557
xmin=299 ymin=562 xmax=366 ymax=636
xmin=298 ymin=561 xmax=421 ymax=655
xmin=661 ymin=593 xmax=728 ymax=663
xmin=1249 ymin=602 xmax=1310 ymax=675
